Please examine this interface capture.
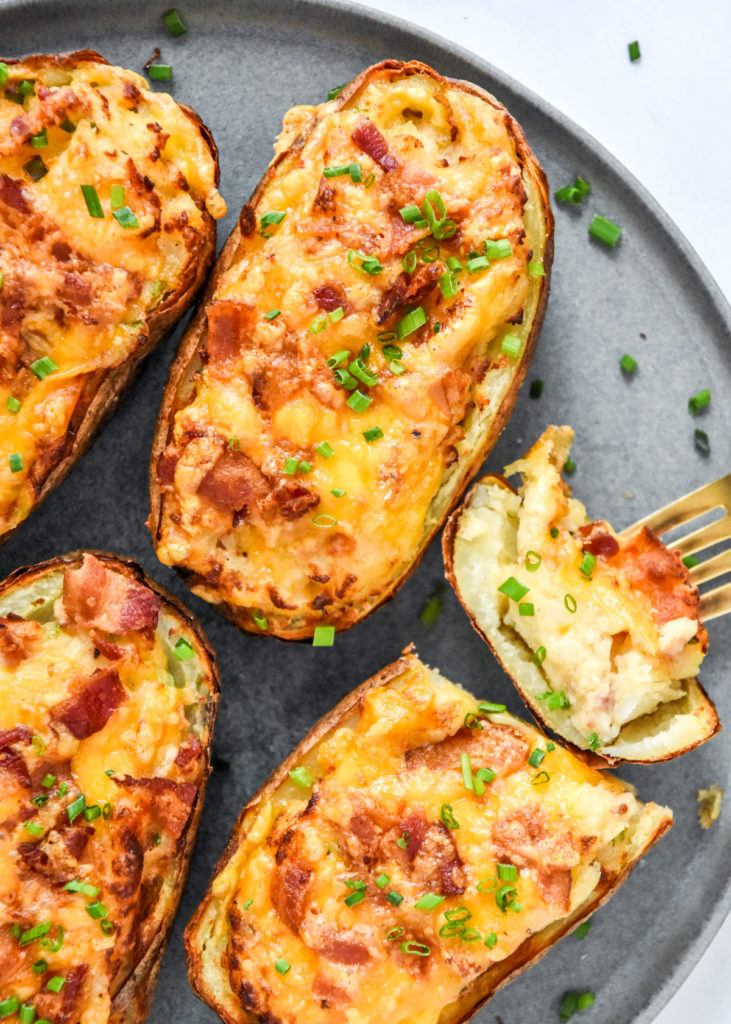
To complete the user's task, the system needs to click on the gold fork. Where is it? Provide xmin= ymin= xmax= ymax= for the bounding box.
xmin=618 ymin=473 xmax=731 ymax=621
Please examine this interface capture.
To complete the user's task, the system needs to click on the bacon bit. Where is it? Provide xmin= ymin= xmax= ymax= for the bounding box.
xmin=51 ymin=241 xmax=72 ymax=262
xmin=312 ymin=179 xmax=337 ymax=214
xmin=0 ymin=746 xmax=31 ymax=789
xmin=35 ymin=964 xmax=87 ymax=1024
xmin=50 ymin=668 xmax=127 ymax=739
xmin=313 ymin=284 xmax=347 ymax=312
xmin=318 ymin=933 xmax=371 ymax=965
xmin=428 ymin=368 xmax=472 ymax=423
xmin=0 ymin=726 xmax=32 ymax=749
xmin=157 ymin=448 xmax=179 ymax=485
xmin=61 ymin=555 xmax=161 ymax=633
xmin=198 ymin=447 xmax=269 ymax=515
xmin=0 ymin=281 xmax=26 ymax=332
xmin=492 ymin=805 xmax=579 ymax=913
xmin=606 ymin=525 xmax=704 ymax=635
xmin=405 ymin=722 xmax=530 ymax=778
xmin=206 ymin=300 xmax=255 ymax=372
xmin=577 ymin=521 xmax=620 ymax=558
xmin=400 ymin=810 xmax=427 ymax=860
xmin=352 ymin=120 xmax=400 ymax=172
xmin=108 ymin=826 xmax=144 ymax=899
xmin=89 ymin=630 xmax=129 ymax=662
xmin=175 ymin=737 xmax=202 ymax=768
xmin=335 ymin=573 xmax=357 ymax=600
xmin=238 ymin=203 xmax=256 ymax=236
xmin=18 ymin=826 xmax=93 ymax=884
xmin=269 ymin=479 xmax=320 ymax=520
xmin=0 ymin=174 xmax=30 ymax=214
xmin=57 ymin=271 xmax=92 ymax=308
xmin=376 ymin=262 xmax=443 ymax=325
xmin=0 ymin=617 xmax=42 ymax=668
xmin=313 ymin=976 xmax=351 ymax=1007
xmin=113 ymin=775 xmax=196 ymax=839
xmin=271 ymin=831 xmax=313 ymax=935
xmin=411 ymin=821 xmax=466 ymax=895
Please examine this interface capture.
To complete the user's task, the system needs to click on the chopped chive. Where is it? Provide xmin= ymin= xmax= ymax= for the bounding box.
xmin=163 ymin=8 xmax=187 ymax=36
xmin=228 ymin=437 xmax=240 ymax=451
xmin=59 ymin=118 xmax=76 ymax=133
xmin=148 ymin=64 xmax=173 ymax=81
xmin=501 ymin=334 xmax=522 ymax=359
xmin=9 ymin=453 xmax=23 ymax=473
xmin=620 ymin=353 xmax=637 ymax=373
xmin=577 ymin=993 xmax=595 ymax=1011
xmin=396 ymin=833 xmax=408 ymax=849
xmin=390 ymin=360 xmax=406 ymax=375
xmin=399 ymin=204 xmax=426 ymax=226
xmin=67 ymin=794 xmax=85 ymax=822
xmin=264 ymin=308 xmax=280 ymax=320
xmin=46 ymin=977 xmax=65 ymax=993
xmin=402 ymin=250 xmax=418 ymax=274
xmin=328 ymin=84 xmax=345 ymax=100
xmin=31 ymin=734 xmax=46 ymax=756
xmin=173 ymin=637 xmax=194 ymax=660
xmin=109 ymin=185 xmax=125 ymax=210
xmin=41 ymin=773 xmax=56 ymax=789
xmin=24 ymin=157 xmax=47 ymax=182
xmin=312 ymin=625 xmax=335 ymax=647
xmin=518 ymin=602 xmax=534 ymax=616
xmin=381 ymin=343 xmax=402 ymax=360
xmin=298 ymin=460 xmax=312 ymax=473
xmin=682 ymin=554 xmax=700 ymax=569
xmin=309 ymin=315 xmax=327 ymax=334
xmin=495 ymin=883 xmax=518 ymax=913
xmin=484 ymin=238 xmax=512 ymax=260
xmin=260 ymin=210 xmax=286 ymax=238
xmin=579 ymin=552 xmax=597 ymax=577
xmin=528 ymin=748 xmax=546 ymax=768
xmin=376 ymin=873 xmax=390 ymax=888
xmin=587 ymin=733 xmax=600 ymax=752
xmin=554 ymin=185 xmax=582 ymax=205
xmin=31 ymin=128 xmax=48 ymax=148
xmin=574 ymin=920 xmax=592 ymax=940
xmin=30 ymin=356 xmax=58 ymax=380
xmin=527 ymin=260 xmax=545 ymax=276
xmin=475 ymin=766 xmax=496 ymax=785
xmin=395 ymin=306 xmax=427 ymax=339
xmin=23 ymin=820 xmax=43 ymax=837
xmin=349 ymin=356 xmax=378 ymax=387
xmin=414 ymin=893 xmax=444 ymax=910
xmin=315 ymin=441 xmax=334 ymax=459
xmin=419 ymin=590 xmax=442 ymax=626
xmin=386 ymin=926 xmax=403 ymax=940
xmin=484 ymin=931 xmax=498 ymax=949
xmin=533 ymin=646 xmax=547 ymax=666
xmin=288 ymin=766 xmax=313 ymax=789
xmin=84 ymin=901 xmax=108 ymax=920
xmin=440 ymin=803 xmax=459 ymax=830
xmin=252 ymin=611 xmax=268 ymax=630
xmin=439 ymin=270 xmax=458 ymax=298
xmin=498 ymin=576 xmax=529 ymax=602
xmin=83 ymin=805 xmax=101 ymax=821
xmin=362 ymin=426 xmax=383 ymax=443
xmin=323 ymin=163 xmax=355 ymax=178
xmin=363 ymin=171 xmax=376 ymax=188
xmin=243 ymin=899 xmax=253 ymax=910
xmin=550 ymin=526 xmax=560 ymax=538
xmin=574 ymin=177 xmax=591 ymax=196
xmin=477 ymin=877 xmax=497 ymax=893
xmin=327 ymin=349 xmax=349 ymax=369
xmin=344 ymin=888 xmax=366 ymax=907
xmin=283 ymin=457 xmax=299 ymax=475
xmin=525 ymin=550 xmax=542 ymax=571
xmin=19 ymin=922 xmax=51 ymax=946
xmin=531 ymin=770 xmax=550 ymax=785
xmin=330 ymin=488 xmax=346 ymax=497
xmin=564 ymin=594 xmax=577 ymax=613
xmin=32 ymin=960 xmax=47 ymax=974
xmin=466 ymin=255 xmax=490 ymax=273
xmin=399 ymin=941 xmax=431 ymax=956
xmin=274 ymin=957 xmax=291 ymax=975
xmin=563 ymin=457 xmax=576 ymax=474
xmin=386 ymin=890 xmax=404 ymax=906
xmin=328 ymin=306 xmax=344 ymax=323
xmin=694 ymin=428 xmax=710 ymax=454
xmin=478 ymin=701 xmax=506 ymax=714
xmin=113 ymin=206 xmax=139 ymax=229
xmin=628 ymin=40 xmax=641 ymax=61
xmin=0 ymin=999 xmax=19 ymax=1018
xmin=461 ymin=751 xmax=474 ymax=791
xmin=497 ymin=863 xmax=518 ymax=882
xmin=688 ymin=389 xmax=710 ymax=414
xmin=99 ymin=918 xmax=114 ymax=935
xmin=547 ymin=741 xmax=555 ymax=752
xmin=347 ymin=249 xmax=383 ymax=275
xmin=80 ymin=184 xmax=104 ymax=218
xmin=529 ymin=379 xmax=543 ymax=398
xmin=346 ymin=389 xmax=372 ymax=412
xmin=0 ymin=63 xmax=7 ymax=86
xmin=312 ymin=514 xmax=337 ymax=528
xmin=589 ymin=214 xmax=622 ymax=247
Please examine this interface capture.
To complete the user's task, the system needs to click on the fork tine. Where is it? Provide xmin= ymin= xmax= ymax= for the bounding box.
xmin=666 ymin=513 xmax=731 ymax=556
xmin=690 ymin=547 xmax=731 ymax=585
xmin=700 ymin=583 xmax=731 ymax=622
xmin=619 ymin=472 xmax=731 ymax=538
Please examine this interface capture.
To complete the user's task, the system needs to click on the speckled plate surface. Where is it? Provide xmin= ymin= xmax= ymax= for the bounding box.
xmin=1 ymin=1 xmax=729 ymax=1021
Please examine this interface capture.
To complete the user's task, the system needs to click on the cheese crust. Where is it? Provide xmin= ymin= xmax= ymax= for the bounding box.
xmin=444 ymin=426 xmax=719 ymax=763
xmin=150 ymin=60 xmax=553 ymax=639
xmin=0 ymin=552 xmax=218 ymax=1024
xmin=185 ymin=651 xmax=671 ymax=1024
xmin=0 ymin=51 xmax=224 ymax=541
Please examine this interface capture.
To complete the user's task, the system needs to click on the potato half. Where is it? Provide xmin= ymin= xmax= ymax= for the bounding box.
xmin=443 ymin=426 xmax=719 ymax=764
xmin=185 ymin=649 xmax=671 ymax=1024
xmin=0 ymin=551 xmax=219 ymax=1024
xmin=0 ymin=51 xmax=224 ymax=543
xmin=150 ymin=59 xmax=553 ymax=639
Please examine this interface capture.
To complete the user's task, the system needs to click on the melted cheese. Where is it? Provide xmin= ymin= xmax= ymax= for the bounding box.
xmin=0 ymin=57 xmax=224 ymax=536
xmin=212 ymin=658 xmax=668 ymax=1024
xmin=156 ymin=66 xmax=547 ymax=635
xmin=0 ymin=565 xmax=209 ymax=1024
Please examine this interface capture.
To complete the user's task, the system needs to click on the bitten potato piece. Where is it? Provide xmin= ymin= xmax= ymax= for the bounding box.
xmin=150 ymin=59 xmax=553 ymax=639
xmin=0 ymin=51 xmax=224 ymax=542
xmin=443 ymin=426 xmax=719 ymax=763
xmin=185 ymin=649 xmax=671 ymax=1024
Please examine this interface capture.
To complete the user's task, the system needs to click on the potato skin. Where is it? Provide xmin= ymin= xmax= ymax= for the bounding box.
xmin=443 ymin=473 xmax=720 ymax=765
xmin=0 ymin=550 xmax=220 ymax=1024
xmin=184 ymin=649 xmax=672 ymax=1024
xmin=0 ymin=51 xmax=221 ymax=546
xmin=149 ymin=59 xmax=554 ymax=640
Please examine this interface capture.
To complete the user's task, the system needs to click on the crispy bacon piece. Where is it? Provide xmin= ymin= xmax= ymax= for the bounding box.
xmin=0 ymin=615 xmax=42 ymax=667
xmin=318 ymin=932 xmax=371 ymax=965
xmin=0 ymin=726 xmax=32 ymax=748
xmin=18 ymin=826 xmax=93 ymax=884
xmin=352 ymin=120 xmax=400 ymax=172
xmin=198 ymin=448 xmax=269 ymax=514
xmin=113 ymin=775 xmax=196 ymax=839
xmin=410 ymin=820 xmax=466 ymax=896
xmin=492 ymin=804 xmax=578 ymax=912
xmin=313 ymin=284 xmax=347 ymax=313
xmin=0 ymin=746 xmax=31 ymax=789
xmin=269 ymin=479 xmax=320 ymax=520
xmin=376 ymin=263 xmax=443 ymax=325
xmin=0 ymin=173 xmax=29 ymax=214
xmin=175 ymin=737 xmax=202 ymax=768
xmin=89 ymin=630 xmax=128 ymax=662
xmin=206 ymin=300 xmax=254 ymax=370
xmin=35 ymin=964 xmax=87 ymax=1024
xmin=157 ymin=448 xmax=179 ymax=485
xmin=602 ymin=525 xmax=704 ymax=634
xmin=50 ymin=667 xmax=127 ymax=739
xmin=271 ymin=830 xmax=313 ymax=935
xmin=428 ymin=368 xmax=472 ymax=423
xmin=577 ymin=521 xmax=619 ymax=558
xmin=61 ymin=554 xmax=161 ymax=633
xmin=405 ymin=721 xmax=530 ymax=778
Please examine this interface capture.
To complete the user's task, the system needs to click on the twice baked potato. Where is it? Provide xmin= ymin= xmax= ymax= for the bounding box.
xmin=444 ymin=426 xmax=719 ymax=763
xmin=0 ymin=551 xmax=218 ymax=1024
xmin=150 ymin=59 xmax=553 ymax=639
xmin=185 ymin=649 xmax=671 ymax=1024
xmin=0 ymin=51 xmax=225 ymax=542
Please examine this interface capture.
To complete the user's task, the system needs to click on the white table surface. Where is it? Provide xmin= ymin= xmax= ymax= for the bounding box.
xmin=356 ymin=0 xmax=731 ymax=1021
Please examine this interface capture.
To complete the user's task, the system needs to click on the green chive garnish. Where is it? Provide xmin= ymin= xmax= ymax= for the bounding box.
xmin=518 ymin=602 xmax=534 ymax=616
xmin=24 ymin=157 xmax=47 ymax=182
xmin=466 ymin=255 xmax=490 ymax=273
xmin=288 ymin=766 xmax=313 ymax=789
xmin=347 ymin=249 xmax=383 ymax=275
xmin=30 ymin=356 xmax=58 ymax=380
xmin=529 ymin=379 xmax=543 ymax=398
xmin=64 ymin=878 xmax=100 ymax=897
xmin=484 ymin=238 xmax=511 ymax=260
xmin=9 ymin=453 xmax=23 ymax=473
xmin=173 ymin=637 xmax=194 ymax=661
xmin=41 ymin=773 xmax=55 ymax=789
xmin=344 ymin=888 xmax=366 ymax=907
xmin=264 ymin=308 xmax=280 ymax=320
xmin=527 ymin=260 xmax=545 ymax=276
xmin=565 ymin=594 xmax=577 ymax=613
xmin=18 ymin=922 xmax=51 ymax=946
xmin=414 ymin=893 xmax=444 ymax=910
xmin=525 ymin=550 xmax=542 ymax=571
xmin=274 ymin=957 xmax=291 ymax=975
xmin=80 ymin=184 xmax=104 ymax=218
xmin=31 ymin=960 xmax=47 ymax=974
xmin=113 ymin=206 xmax=139 ymax=229
xmin=328 ymin=85 xmax=345 ymax=101
xmin=362 ymin=426 xmax=383 ymax=443
xmin=620 ymin=353 xmax=637 ymax=373
xmin=579 ymin=552 xmax=596 ymax=577
xmin=574 ymin=920 xmax=592 ymax=940
xmin=330 ymin=488 xmax=346 ymax=497
xmin=501 ymin=334 xmax=522 ymax=358
xmin=587 ymin=733 xmax=600 ymax=752
xmin=484 ymin=931 xmax=498 ymax=949
xmin=533 ymin=646 xmax=547 ymax=666
xmin=688 ymin=389 xmax=710 ymax=414
xmin=386 ymin=890 xmax=404 ymax=906
xmin=85 ymin=901 xmax=108 ymax=920
xmin=163 ymin=8 xmax=187 ymax=36
xmin=315 ymin=441 xmax=334 ymax=459
xmin=440 ymin=803 xmax=459 ymax=830
xmin=395 ymin=306 xmax=427 ymax=339
xmin=589 ymin=214 xmax=621 ymax=247
xmin=23 ymin=820 xmax=43 ymax=836
xmin=497 ymin=863 xmax=518 ymax=881
xmin=528 ymin=748 xmax=546 ymax=768
xmin=498 ymin=577 xmax=529 ymax=602
xmin=67 ymin=794 xmax=85 ymax=822
xmin=399 ymin=941 xmax=431 ymax=956
xmin=0 ymin=998 xmax=19 ymax=1018
xmin=694 ymin=429 xmax=710 ymax=455
xmin=682 ymin=554 xmax=700 ymax=569
xmin=478 ymin=701 xmax=506 ymax=714
xmin=148 ymin=65 xmax=173 ymax=81
xmin=46 ymin=977 xmax=65 ymax=994
xmin=563 ymin=457 xmax=576 ymax=474
xmin=439 ymin=270 xmax=458 ymax=298
xmin=260 ymin=210 xmax=286 ymax=238
xmin=327 ymin=349 xmax=349 ymax=369
xmin=628 ymin=40 xmax=641 ymax=61
xmin=346 ymin=389 xmax=371 ymax=412
xmin=31 ymin=128 xmax=48 ymax=148
xmin=312 ymin=625 xmax=334 ymax=647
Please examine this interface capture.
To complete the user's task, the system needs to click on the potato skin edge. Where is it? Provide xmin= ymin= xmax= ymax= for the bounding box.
xmin=0 ymin=549 xmax=221 ymax=1024
xmin=148 ymin=58 xmax=554 ymax=640
xmin=442 ymin=474 xmax=721 ymax=766
xmin=183 ymin=646 xmax=672 ymax=1024
xmin=0 ymin=50 xmax=220 ymax=549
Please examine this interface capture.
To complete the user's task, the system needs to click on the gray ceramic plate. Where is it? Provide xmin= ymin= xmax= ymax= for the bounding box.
xmin=1 ymin=1 xmax=730 ymax=1021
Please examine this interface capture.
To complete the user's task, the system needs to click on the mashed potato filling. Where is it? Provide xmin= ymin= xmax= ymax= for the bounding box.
xmin=451 ymin=427 xmax=709 ymax=753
